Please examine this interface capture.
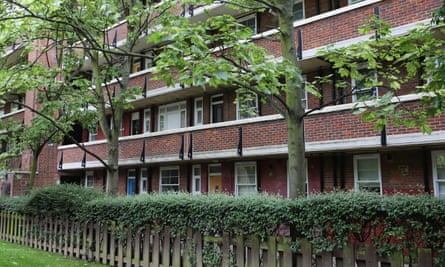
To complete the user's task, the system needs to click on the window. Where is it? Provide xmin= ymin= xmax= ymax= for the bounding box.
xmin=159 ymin=102 xmax=186 ymax=131
xmin=89 ymin=126 xmax=98 ymax=141
xmin=237 ymin=91 xmax=258 ymax=120
xmin=235 ymin=162 xmax=257 ymax=196
xmin=160 ymin=166 xmax=180 ymax=193
xmin=194 ymin=97 xmax=203 ymax=126
xmin=131 ymin=57 xmax=143 ymax=73
xmin=131 ymin=111 xmax=141 ymax=135
xmin=432 ymin=151 xmax=445 ymax=197
xmin=140 ymin=168 xmax=149 ymax=194
xmin=0 ymin=140 xmax=7 ymax=153
xmin=301 ymin=75 xmax=307 ymax=110
xmin=354 ymin=154 xmax=382 ymax=194
xmin=211 ymin=95 xmax=224 ymax=123
xmin=145 ymin=51 xmax=155 ymax=69
xmin=351 ymin=64 xmax=378 ymax=102
xmin=0 ymin=105 xmax=4 ymax=116
xmin=144 ymin=108 xmax=151 ymax=133
xmin=85 ymin=171 xmax=94 ymax=188
xmin=10 ymin=95 xmax=24 ymax=113
xmin=349 ymin=0 xmax=365 ymax=4
xmin=238 ymin=14 xmax=257 ymax=34
xmin=293 ymin=0 xmax=304 ymax=21
xmin=192 ymin=165 xmax=201 ymax=195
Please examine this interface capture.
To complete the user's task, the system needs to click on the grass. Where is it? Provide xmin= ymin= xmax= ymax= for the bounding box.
xmin=0 ymin=239 xmax=110 ymax=267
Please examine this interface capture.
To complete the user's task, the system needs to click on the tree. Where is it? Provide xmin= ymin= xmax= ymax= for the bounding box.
xmin=320 ymin=14 xmax=445 ymax=134
xmin=151 ymin=0 xmax=445 ymax=198
xmin=151 ymin=0 xmax=311 ymax=197
xmin=0 ymin=0 xmax=170 ymax=195
xmin=1 ymin=0 xmax=443 ymax=198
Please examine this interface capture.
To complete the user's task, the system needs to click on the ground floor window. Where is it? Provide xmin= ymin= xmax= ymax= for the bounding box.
xmin=432 ymin=150 xmax=445 ymax=197
xmin=192 ymin=165 xmax=201 ymax=195
xmin=160 ymin=166 xmax=179 ymax=193
xmin=140 ymin=168 xmax=149 ymax=194
xmin=85 ymin=171 xmax=94 ymax=188
xmin=353 ymin=154 xmax=382 ymax=194
xmin=235 ymin=162 xmax=257 ymax=196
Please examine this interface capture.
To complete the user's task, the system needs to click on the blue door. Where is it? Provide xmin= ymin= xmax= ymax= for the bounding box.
xmin=127 ymin=178 xmax=136 ymax=196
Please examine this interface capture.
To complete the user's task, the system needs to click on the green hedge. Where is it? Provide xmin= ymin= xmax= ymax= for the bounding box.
xmin=0 ymin=184 xmax=104 ymax=219
xmin=1 ymin=186 xmax=445 ymax=256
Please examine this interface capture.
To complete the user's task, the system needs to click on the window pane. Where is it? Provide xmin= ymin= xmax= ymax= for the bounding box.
xmin=357 ymin=158 xmax=378 ymax=181
xmin=238 ymin=185 xmax=256 ymax=196
xmin=293 ymin=2 xmax=304 ymax=21
xmin=193 ymin=167 xmax=201 ymax=176
xmin=159 ymin=102 xmax=186 ymax=131
xmin=438 ymin=182 xmax=445 ymax=197
xmin=358 ymin=182 xmax=380 ymax=193
xmin=239 ymin=16 xmax=256 ymax=34
xmin=144 ymin=110 xmax=151 ymax=133
xmin=209 ymin=165 xmax=221 ymax=174
xmin=212 ymin=103 xmax=223 ymax=123
xmin=436 ymin=154 xmax=445 ymax=181
xmin=236 ymin=163 xmax=256 ymax=196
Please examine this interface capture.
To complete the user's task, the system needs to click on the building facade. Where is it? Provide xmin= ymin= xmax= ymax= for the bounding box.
xmin=1 ymin=0 xmax=444 ymax=197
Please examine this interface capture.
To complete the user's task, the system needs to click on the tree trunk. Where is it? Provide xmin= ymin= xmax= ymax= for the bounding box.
xmin=26 ymin=150 xmax=39 ymax=194
xmin=107 ymin=137 xmax=120 ymax=196
xmin=276 ymin=0 xmax=307 ymax=198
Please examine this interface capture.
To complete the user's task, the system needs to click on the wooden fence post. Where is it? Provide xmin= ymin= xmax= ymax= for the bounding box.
xmin=141 ymin=226 xmax=150 ymax=267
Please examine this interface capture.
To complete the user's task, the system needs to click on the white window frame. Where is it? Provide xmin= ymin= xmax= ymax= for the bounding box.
xmin=353 ymin=154 xmax=382 ymax=194
xmin=236 ymin=91 xmax=258 ymax=120
xmin=351 ymin=64 xmax=378 ymax=103
xmin=140 ymin=168 xmax=149 ymax=194
xmin=293 ymin=0 xmax=305 ymax=21
xmin=145 ymin=51 xmax=155 ymax=69
xmin=85 ymin=171 xmax=94 ymax=188
xmin=210 ymin=94 xmax=224 ymax=123
xmin=349 ymin=0 xmax=365 ymax=4
xmin=89 ymin=126 xmax=98 ymax=141
xmin=158 ymin=101 xmax=187 ymax=131
xmin=235 ymin=161 xmax=257 ymax=196
xmin=238 ymin=14 xmax=257 ymax=34
xmin=143 ymin=108 xmax=151 ymax=133
xmin=131 ymin=111 xmax=141 ymax=135
xmin=192 ymin=165 xmax=201 ymax=195
xmin=301 ymin=75 xmax=308 ymax=110
xmin=194 ymin=97 xmax=203 ymax=126
xmin=432 ymin=150 xmax=445 ymax=197
xmin=160 ymin=166 xmax=180 ymax=193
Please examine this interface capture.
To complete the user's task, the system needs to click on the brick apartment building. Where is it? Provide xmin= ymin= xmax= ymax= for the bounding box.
xmin=1 ymin=0 xmax=444 ymax=197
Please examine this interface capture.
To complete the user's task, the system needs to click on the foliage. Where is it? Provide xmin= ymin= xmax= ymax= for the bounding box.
xmin=319 ymin=15 xmax=445 ymax=134
xmin=0 ymin=195 xmax=30 ymax=212
xmin=2 ymin=189 xmax=445 ymax=257
xmin=8 ymin=184 xmax=104 ymax=219
xmin=0 ymin=0 xmax=174 ymax=195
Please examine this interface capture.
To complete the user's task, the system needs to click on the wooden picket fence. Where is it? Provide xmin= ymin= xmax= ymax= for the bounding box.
xmin=0 ymin=211 xmax=439 ymax=266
